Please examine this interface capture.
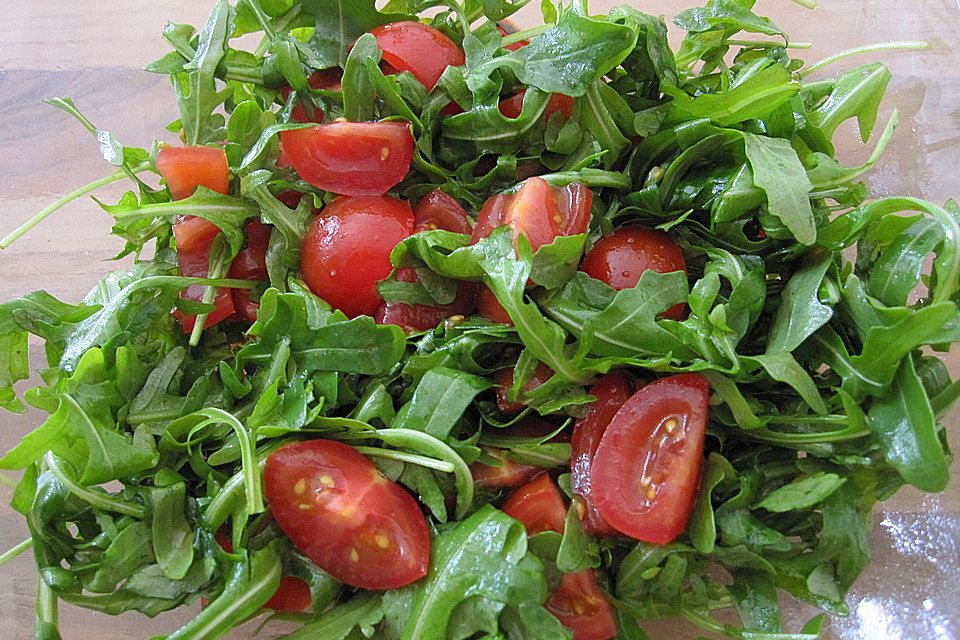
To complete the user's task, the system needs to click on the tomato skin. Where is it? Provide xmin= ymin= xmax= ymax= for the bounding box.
xmin=546 ymin=570 xmax=618 ymax=640
xmin=591 ymin=374 xmax=710 ymax=545
xmin=301 ymin=196 xmax=414 ymax=318
xmin=173 ymin=215 xmax=222 ymax=255
xmin=371 ymin=21 xmax=465 ymax=90
xmin=226 ymin=221 xmax=271 ymax=322
xmin=571 ymin=371 xmax=636 ymax=536
xmin=157 ymin=146 xmax=230 ymax=201
xmin=471 ymin=447 xmax=541 ymax=488
xmin=213 ymin=530 xmax=313 ymax=612
xmin=580 ymin=227 xmax=687 ymax=321
xmin=264 ymin=440 xmax=430 ymax=590
xmin=476 ymin=285 xmax=513 ymax=325
xmin=493 ymin=362 xmax=554 ymax=413
xmin=502 ymin=473 xmax=567 ymax=535
xmin=499 ymin=90 xmax=575 ymax=122
xmin=172 ymin=242 xmax=236 ymax=332
xmin=280 ymin=69 xmax=343 ymax=123
xmin=413 ymin=189 xmax=473 ymax=235
xmin=280 ymin=122 xmax=414 ymax=196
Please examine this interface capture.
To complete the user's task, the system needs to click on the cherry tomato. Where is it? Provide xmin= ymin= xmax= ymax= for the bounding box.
xmin=571 ymin=371 xmax=636 ymax=536
xmin=493 ymin=362 xmax=554 ymax=414
xmin=371 ymin=21 xmax=465 ymax=90
xmin=496 ymin=23 xmax=528 ymax=51
xmin=172 ymin=236 xmax=236 ymax=332
xmin=502 ymin=473 xmax=567 ymax=535
xmin=546 ymin=570 xmax=619 ymax=640
xmin=227 ymin=221 xmax=271 ymax=322
xmin=591 ymin=374 xmax=710 ymax=544
xmin=476 ymin=285 xmax=513 ymax=326
xmin=157 ymin=146 xmax=230 ymax=201
xmin=375 ymin=267 xmax=477 ymax=332
xmin=173 ymin=215 xmax=223 ymax=255
xmin=264 ymin=439 xmax=430 ymax=590
xmin=213 ymin=530 xmax=312 ymax=612
xmin=279 ymin=69 xmax=343 ymax=123
xmin=471 ymin=447 xmax=540 ymax=488
xmin=280 ymin=122 xmax=414 ymax=196
xmin=499 ymin=90 xmax=575 ymax=122
xmin=301 ymin=195 xmax=414 ymax=318
xmin=580 ymin=227 xmax=687 ymax=321
xmin=413 ymin=189 xmax=472 ymax=235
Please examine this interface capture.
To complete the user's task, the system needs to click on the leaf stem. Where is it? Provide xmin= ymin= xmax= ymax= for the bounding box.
xmin=726 ymin=39 xmax=812 ymax=49
xmin=353 ymin=446 xmax=455 ymax=473
xmin=786 ymin=0 xmax=817 ymax=9
xmin=800 ymin=41 xmax=929 ymax=78
xmin=35 ymin=578 xmax=59 ymax=634
xmin=0 ymin=162 xmax=150 ymax=250
xmin=44 ymin=453 xmax=144 ymax=518
xmin=244 ymin=0 xmax=277 ymax=39
xmin=501 ymin=23 xmax=553 ymax=47
xmin=0 ymin=538 xmax=32 ymax=567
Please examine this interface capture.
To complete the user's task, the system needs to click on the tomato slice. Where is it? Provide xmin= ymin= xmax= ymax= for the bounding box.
xmin=157 ymin=146 xmax=229 ymax=201
xmin=580 ymin=227 xmax=687 ymax=321
xmin=471 ymin=447 xmax=541 ymax=488
xmin=546 ymin=570 xmax=618 ymax=640
xmin=301 ymin=195 xmax=414 ymax=318
xmin=173 ymin=215 xmax=222 ymax=255
xmin=499 ymin=90 xmax=575 ymax=122
xmin=213 ymin=530 xmax=312 ymax=612
xmin=493 ymin=362 xmax=554 ymax=414
xmin=280 ymin=122 xmax=414 ymax=196
xmin=228 ymin=221 xmax=270 ymax=281
xmin=502 ymin=473 xmax=567 ymax=535
xmin=571 ymin=371 xmax=636 ymax=536
xmin=413 ymin=189 xmax=472 ymax=235
xmin=370 ymin=21 xmax=465 ymax=90
xmin=264 ymin=440 xmax=430 ymax=590
xmin=591 ymin=374 xmax=710 ymax=544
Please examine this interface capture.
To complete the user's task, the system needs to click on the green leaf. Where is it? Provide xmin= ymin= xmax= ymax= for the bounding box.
xmin=146 ymin=482 xmax=195 ymax=580
xmin=675 ymin=1 xmax=782 ymax=36
xmin=729 ymin=571 xmax=781 ymax=633
xmin=394 ymin=367 xmax=491 ymax=440
xmin=300 ymin=0 xmax=411 ymax=68
xmin=283 ymin=592 xmax=383 ymax=640
xmin=556 ymin=502 xmax=599 ymax=573
xmin=808 ymin=62 xmax=891 ymax=143
xmin=868 ymin=218 xmax=944 ymax=306
xmin=689 ymin=453 xmax=737 ymax=553
xmin=767 ymin=255 xmax=833 ymax=353
xmin=666 ymin=65 xmax=799 ymax=127
xmin=746 ymin=352 xmax=828 ymax=415
xmin=743 ymin=132 xmax=816 ymax=246
xmin=342 ymin=33 xmax=379 ymax=122
xmin=0 ymin=331 xmax=29 ymax=412
xmin=757 ymin=473 xmax=846 ymax=512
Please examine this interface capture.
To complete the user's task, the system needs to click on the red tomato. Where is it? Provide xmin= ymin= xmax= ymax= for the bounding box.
xmin=213 ymin=530 xmax=313 ymax=612
xmin=301 ymin=195 xmax=414 ymax=318
xmin=546 ymin=570 xmax=618 ymax=640
xmin=264 ymin=440 xmax=430 ymax=590
xmin=280 ymin=122 xmax=414 ymax=196
xmin=496 ymin=23 xmax=528 ymax=51
xmin=226 ymin=221 xmax=271 ymax=322
xmin=157 ymin=146 xmax=229 ymax=201
xmin=276 ymin=189 xmax=304 ymax=209
xmin=591 ymin=374 xmax=710 ymax=544
xmin=371 ymin=22 xmax=465 ymax=90
xmin=499 ymin=90 xmax=575 ymax=122
xmin=173 ymin=215 xmax=222 ymax=255
xmin=580 ymin=227 xmax=687 ymax=321
xmin=280 ymin=69 xmax=343 ymax=123
xmin=413 ymin=189 xmax=472 ymax=235
xmin=493 ymin=362 xmax=554 ymax=414
xmin=476 ymin=285 xmax=512 ymax=326
xmin=375 ymin=268 xmax=477 ymax=332
xmin=471 ymin=447 xmax=540 ymax=488
xmin=173 ymin=240 xmax=236 ymax=332
xmin=502 ymin=473 xmax=567 ymax=535
xmin=571 ymin=371 xmax=636 ymax=536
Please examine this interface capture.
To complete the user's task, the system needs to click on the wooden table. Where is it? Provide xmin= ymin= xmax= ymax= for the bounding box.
xmin=1 ymin=1 xmax=958 ymax=638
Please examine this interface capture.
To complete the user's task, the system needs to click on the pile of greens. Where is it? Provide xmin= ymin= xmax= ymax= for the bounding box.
xmin=1 ymin=0 xmax=956 ymax=638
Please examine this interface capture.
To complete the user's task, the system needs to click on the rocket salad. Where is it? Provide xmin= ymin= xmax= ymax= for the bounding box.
xmin=0 ymin=0 xmax=957 ymax=639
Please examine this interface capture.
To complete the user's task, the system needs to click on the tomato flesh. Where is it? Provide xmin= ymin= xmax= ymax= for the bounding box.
xmin=571 ymin=371 xmax=636 ymax=536
xmin=264 ymin=440 xmax=430 ymax=590
xmin=471 ymin=447 xmax=540 ymax=488
xmin=493 ymin=362 xmax=554 ymax=414
xmin=591 ymin=374 xmax=710 ymax=544
xmin=157 ymin=146 xmax=229 ymax=201
xmin=502 ymin=473 xmax=567 ymax=535
xmin=499 ymin=90 xmax=575 ymax=122
xmin=172 ymin=236 xmax=236 ymax=332
xmin=280 ymin=122 xmax=414 ymax=196
xmin=301 ymin=195 xmax=414 ymax=318
xmin=546 ymin=570 xmax=618 ymax=640
xmin=227 ymin=221 xmax=271 ymax=322
xmin=476 ymin=285 xmax=513 ymax=326
xmin=413 ymin=189 xmax=473 ymax=235
xmin=580 ymin=227 xmax=687 ymax=321
xmin=371 ymin=22 xmax=465 ymax=90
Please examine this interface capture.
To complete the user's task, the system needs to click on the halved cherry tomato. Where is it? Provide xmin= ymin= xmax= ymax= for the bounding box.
xmin=413 ymin=189 xmax=472 ymax=235
xmin=503 ymin=475 xmax=618 ymax=640
xmin=571 ymin=371 xmax=636 ymax=536
xmin=264 ymin=439 xmax=430 ymax=590
xmin=546 ymin=570 xmax=619 ymax=640
xmin=471 ymin=447 xmax=541 ymax=488
xmin=301 ymin=195 xmax=414 ymax=318
xmin=496 ymin=23 xmax=528 ymax=51
xmin=280 ymin=122 xmax=414 ymax=196
xmin=492 ymin=362 xmax=554 ymax=413
xmin=580 ymin=227 xmax=687 ymax=321
xmin=499 ymin=90 xmax=575 ymax=122
xmin=371 ymin=21 xmax=465 ymax=90
xmin=279 ymin=68 xmax=343 ymax=123
xmin=213 ymin=530 xmax=313 ymax=612
xmin=226 ymin=221 xmax=271 ymax=322
xmin=591 ymin=374 xmax=710 ymax=544
xmin=157 ymin=146 xmax=230 ymax=201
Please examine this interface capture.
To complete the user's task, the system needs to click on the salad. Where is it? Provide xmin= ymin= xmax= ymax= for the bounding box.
xmin=0 ymin=0 xmax=957 ymax=639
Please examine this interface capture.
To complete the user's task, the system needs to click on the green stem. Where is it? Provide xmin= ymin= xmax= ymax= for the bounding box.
xmin=0 ymin=163 xmax=150 ymax=249
xmin=0 ymin=538 xmax=32 ymax=567
xmin=800 ymin=41 xmax=929 ymax=78
xmin=786 ymin=0 xmax=817 ymax=8
xmin=203 ymin=456 xmax=270 ymax=531
xmin=189 ymin=236 xmax=234 ymax=347
xmin=44 ymin=453 xmax=144 ymax=518
xmin=244 ymin=0 xmax=277 ymax=39
xmin=726 ymin=39 xmax=812 ymax=49
xmin=501 ymin=23 xmax=553 ymax=47
xmin=353 ymin=446 xmax=455 ymax=473
xmin=36 ymin=578 xmax=59 ymax=635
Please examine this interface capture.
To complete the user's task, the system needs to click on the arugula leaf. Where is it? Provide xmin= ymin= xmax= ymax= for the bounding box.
xmin=756 ymin=473 xmax=846 ymax=512
xmin=743 ymin=132 xmax=816 ymax=246
xmin=394 ymin=367 xmax=491 ymax=439
xmin=808 ymin=62 xmax=891 ymax=143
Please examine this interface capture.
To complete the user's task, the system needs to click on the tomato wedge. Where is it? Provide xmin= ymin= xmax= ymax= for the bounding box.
xmin=580 ymin=227 xmax=687 ymax=321
xmin=301 ymin=195 xmax=414 ymax=318
xmin=493 ymin=362 xmax=554 ymax=414
xmin=412 ymin=189 xmax=473 ymax=235
xmin=227 ymin=221 xmax=271 ymax=322
xmin=157 ymin=146 xmax=229 ymax=201
xmin=499 ymin=90 xmax=575 ymax=122
xmin=591 ymin=374 xmax=710 ymax=544
xmin=280 ymin=122 xmax=414 ymax=196
xmin=370 ymin=21 xmax=465 ymax=90
xmin=502 ymin=475 xmax=618 ymax=640
xmin=213 ymin=530 xmax=312 ymax=612
xmin=470 ymin=447 xmax=540 ymax=489
xmin=265 ymin=440 xmax=430 ymax=590
xmin=172 ymin=233 xmax=236 ymax=332
xmin=571 ymin=371 xmax=636 ymax=536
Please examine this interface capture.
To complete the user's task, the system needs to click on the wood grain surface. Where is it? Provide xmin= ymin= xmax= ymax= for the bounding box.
xmin=1 ymin=1 xmax=958 ymax=639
